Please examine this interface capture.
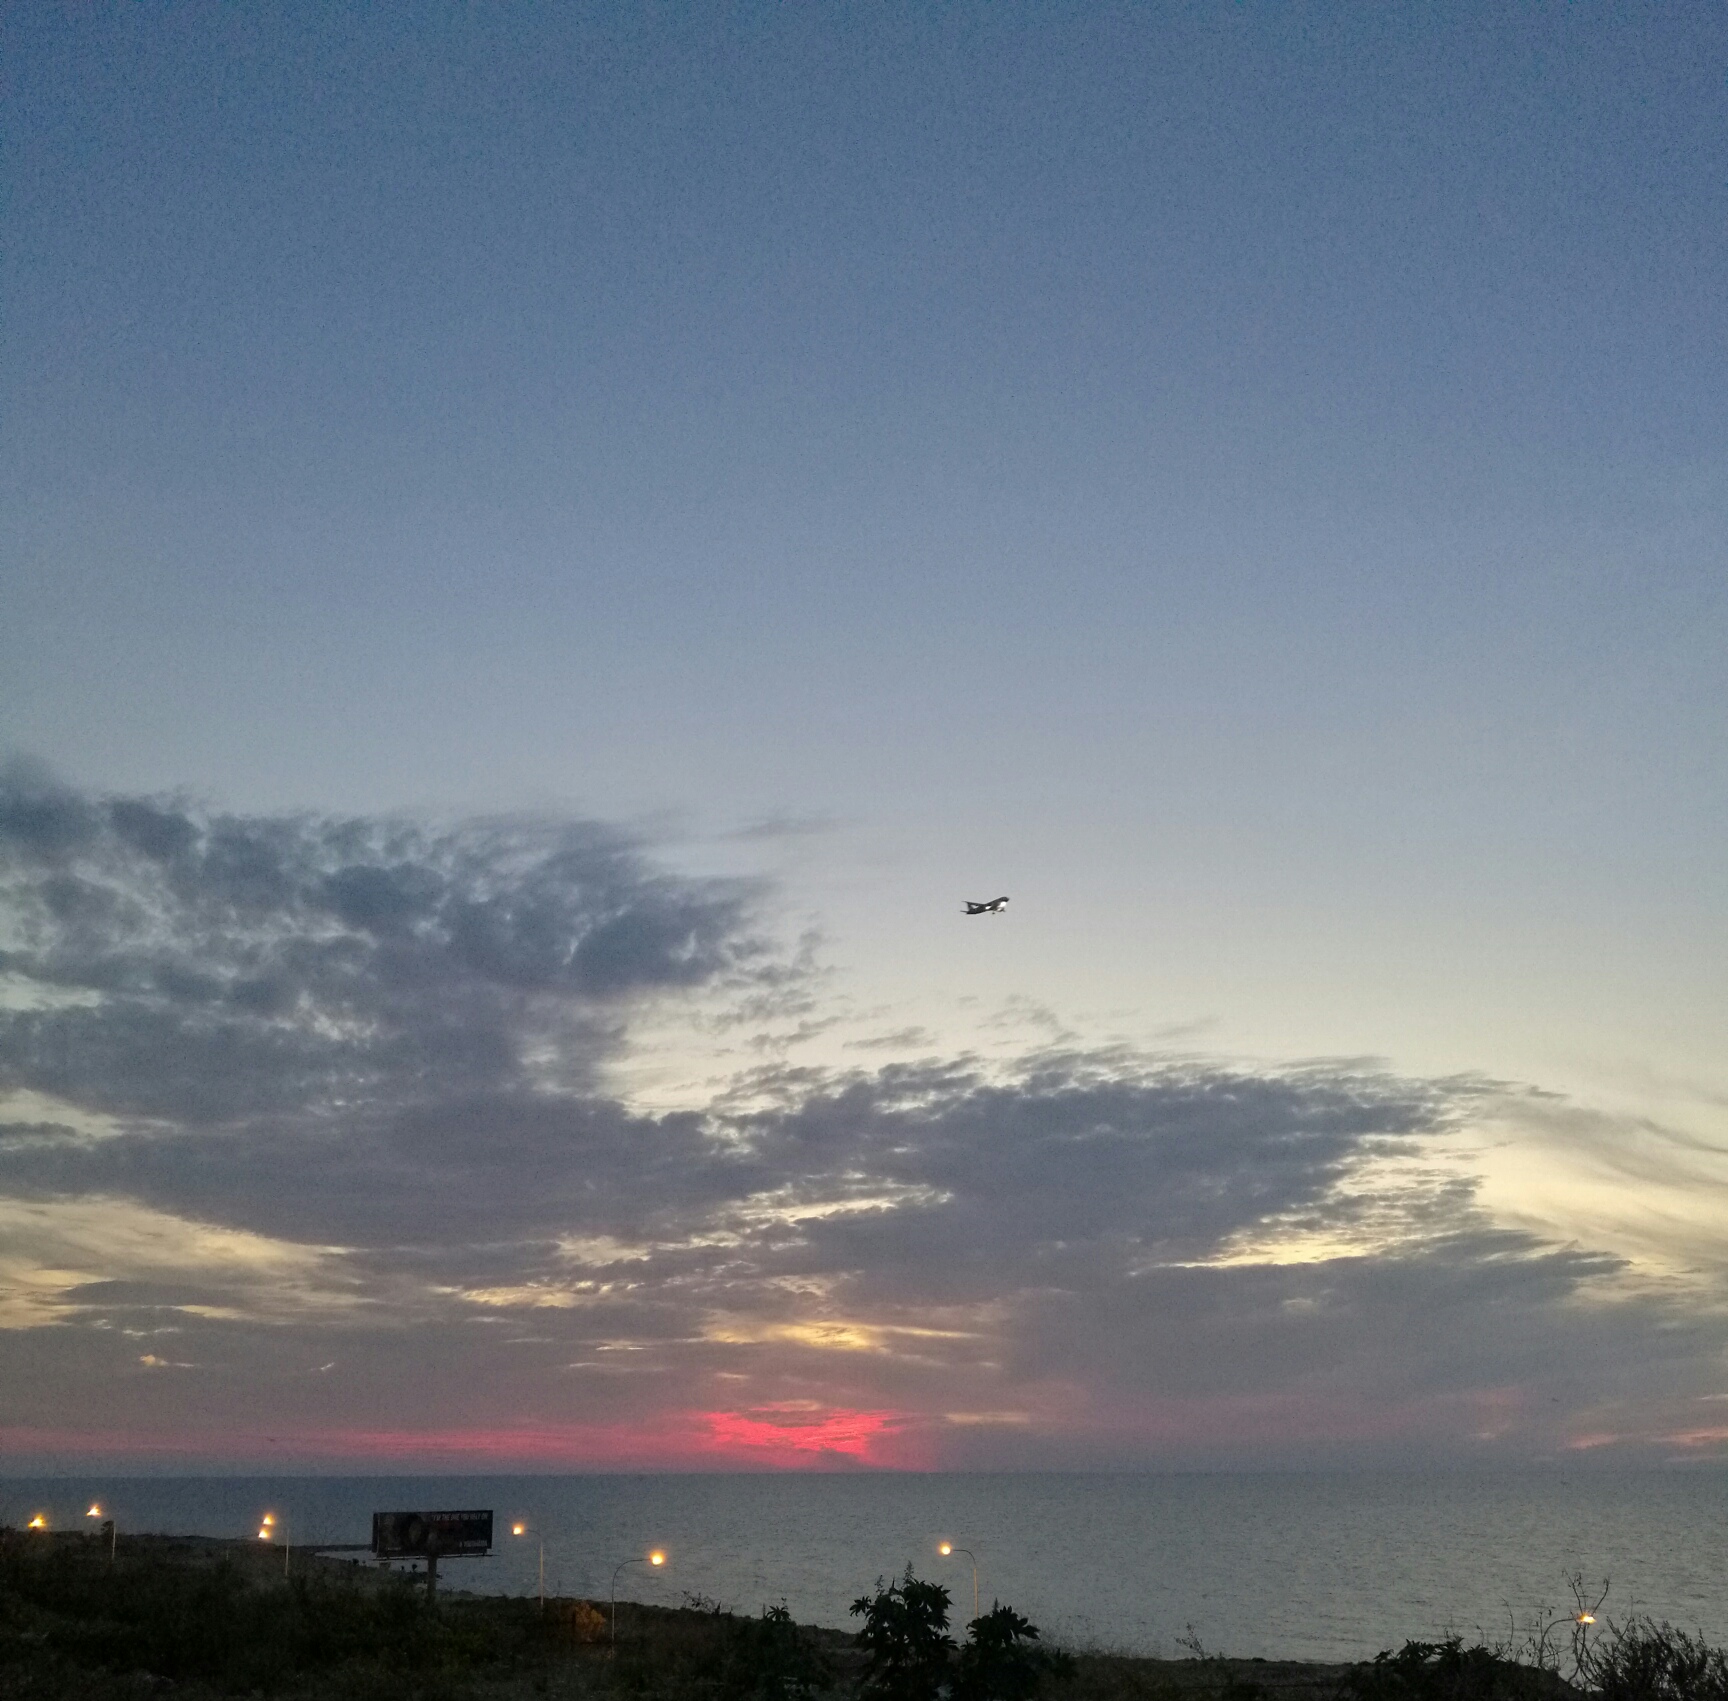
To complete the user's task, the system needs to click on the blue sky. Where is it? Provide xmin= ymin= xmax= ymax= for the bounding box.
xmin=1 ymin=3 xmax=1724 ymax=1469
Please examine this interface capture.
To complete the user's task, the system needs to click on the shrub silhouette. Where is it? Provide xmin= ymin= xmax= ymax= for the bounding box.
xmin=1342 ymin=1638 xmax=1561 ymax=1701
xmin=956 ymin=1601 xmax=1054 ymax=1701
xmin=717 ymin=1601 xmax=834 ymax=1701
xmin=852 ymin=1570 xmax=957 ymax=1701
xmin=1581 ymin=1618 xmax=1728 ymax=1701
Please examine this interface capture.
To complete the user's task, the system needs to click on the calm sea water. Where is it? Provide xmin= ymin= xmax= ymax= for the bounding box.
xmin=4 ymin=1473 xmax=1723 ymax=1661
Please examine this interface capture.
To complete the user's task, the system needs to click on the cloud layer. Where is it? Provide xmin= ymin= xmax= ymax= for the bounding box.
xmin=2 ymin=768 xmax=1723 ymax=1469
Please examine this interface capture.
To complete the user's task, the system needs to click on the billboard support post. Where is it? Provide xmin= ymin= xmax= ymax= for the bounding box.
xmin=370 ymin=1510 xmax=492 ymax=1605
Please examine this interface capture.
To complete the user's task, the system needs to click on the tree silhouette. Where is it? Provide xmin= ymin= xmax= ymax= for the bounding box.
xmin=956 ymin=1602 xmax=1046 ymax=1701
xmin=851 ymin=1571 xmax=956 ymax=1701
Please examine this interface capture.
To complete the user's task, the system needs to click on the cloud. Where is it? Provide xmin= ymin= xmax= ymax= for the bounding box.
xmin=3 ymin=769 xmax=1726 ymax=1469
xmin=0 ymin=1193 xmax=360 ymax=1329
xmin=0 ymin=761 xmax=771 ymax=1128
xmin=724 ymin=813 xmax=842 ymax=843
xmin=845 ymin=1027 xmax=938 ymax=1052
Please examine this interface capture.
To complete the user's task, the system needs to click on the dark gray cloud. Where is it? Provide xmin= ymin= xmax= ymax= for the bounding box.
xmin=2 ymin=769 xmax=1723 ymax=1467
xmin=0 ymin=763 xmax=769 ymax=1124
xmin=0 ymin=1040 xmax=1447 ymax=1261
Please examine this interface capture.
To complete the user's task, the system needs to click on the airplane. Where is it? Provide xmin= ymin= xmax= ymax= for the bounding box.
xmin=963 ymin=896 xmax=1010 ymax=915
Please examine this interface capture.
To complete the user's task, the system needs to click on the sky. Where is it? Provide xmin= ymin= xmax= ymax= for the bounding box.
xmin=1 ymin=3 xmax=1724 ymax=1473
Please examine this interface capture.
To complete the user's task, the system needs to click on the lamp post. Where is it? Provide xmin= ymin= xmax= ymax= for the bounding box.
xmin=937 ymin=1542 xmax=979 ymax=1624
xmin=512 ymin=1521 xmax=545 ymax=1609
xmin=610 ymin=1549 xmax=666 ymax=1650
xmin=258 ymin=1511 xmax=290 ymax=1577
xmin=87 ymin=1503 xmax=115 ymax=1564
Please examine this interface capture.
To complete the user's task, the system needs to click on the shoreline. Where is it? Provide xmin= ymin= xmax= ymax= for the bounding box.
xmin=1 ymin=1528 xmax=1380 ymax=1699
xmin=17 ymin=1526 xmax=1721 ymax=1701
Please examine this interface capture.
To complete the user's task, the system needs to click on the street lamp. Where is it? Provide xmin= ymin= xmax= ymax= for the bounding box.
xmin=1530 ymin=1582 xmax=1610 ymax=1674
xmin=27 ymin=1514 xmax=47 ymax=1531
xmin=937 ymin=1542 xmax=979 ymax=1624
xmin=610 ymin=1549 xmax=667 ymax=1650
xmin=258 ymin=1511 xmax=290 ymax=1577
xmin=87 ymin=1503 xmax=115 ymax=1564
xmin=512 ymin=1520 xmax=545 ymax=1609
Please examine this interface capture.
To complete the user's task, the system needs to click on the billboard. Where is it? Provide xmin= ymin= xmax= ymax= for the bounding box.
xmin=371 ymin=1509 xmax=493 ymax=1558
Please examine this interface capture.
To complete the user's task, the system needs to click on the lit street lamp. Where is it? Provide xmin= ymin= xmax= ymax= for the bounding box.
xmin=610 ymin=1549 xmax=667 ymax=1650
xmin=512 ymin=1520 xmax=546 ymax=1609
xmin=87 ymin=1503 xmax=115 ymax=1563
xmin=1530 ymin=1582 xmax=1610 ymax=1672
xmin=258 ymin=1511 xmax=290 ymax=1577
xmin=937 ymin=1542 xmax=979 ymax=1624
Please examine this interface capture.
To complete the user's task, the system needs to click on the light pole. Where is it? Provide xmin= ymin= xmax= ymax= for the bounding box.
xmin=512 ymin=1521 xmax=545 ymax=1609
xmin=87 ymin=1503 xmax=115 ymax=1564
xmin=258 ymin=1511 xmax=290 ymax=1577
xmin=610 ymin=1549 xmax=666 ymax=1651
xmin=938 ymin=1542 xmax=978 ymax=1624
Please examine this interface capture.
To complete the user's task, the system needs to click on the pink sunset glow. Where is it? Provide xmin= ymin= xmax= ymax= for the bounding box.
xmin=0 ymin=1407 xmax=930 ymax=1472
xmin=699 ymin=1405 xmax=921 ymax=1467
xmin=5 ymin=1383 xmax=1649 ymax=1474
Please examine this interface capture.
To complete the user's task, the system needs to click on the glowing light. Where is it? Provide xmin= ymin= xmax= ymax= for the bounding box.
xmin=258 ymin=1528 xmax=272 ymax=1540
xmin=938 ymin=1542 xmax=952 ymax=1555
xmin=512 ymin=1522 xmax=527 ymax=1537
xmin=649 ymin=1550 xmax=666 ymax=1566
xmin=1579 ymin=1614 xmax=1596 ymax=1625
xmin=28 ymin=1514 xmax=47 ymax=1530
xmin=87 ymin=1504 xmax=102 ymax=1518
xmin=261 ymin=1514 xmax=276 ymax=1526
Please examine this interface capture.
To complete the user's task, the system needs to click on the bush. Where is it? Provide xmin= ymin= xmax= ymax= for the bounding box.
xmin=1581 ymin=1618 xmax=1728 ymax=1701
xmin=1341 ymin=1638 xmax=1556 ymax=1701
xmin=852 ymin=1571 xmax=957 ymax=1701
xmin=717 ymin=1602 xmax=834 ymax=1701
xmin=956 ymin=1602 xmax=1054 ymax=1701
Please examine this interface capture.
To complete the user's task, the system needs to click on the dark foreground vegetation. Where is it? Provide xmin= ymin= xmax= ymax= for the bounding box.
xmin=2 ymin=1529 xmax=1724 ymax=1701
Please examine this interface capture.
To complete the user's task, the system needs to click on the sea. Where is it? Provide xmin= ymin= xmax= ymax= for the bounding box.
xmin=3 ymin=1472 xmax=1724 ymax=1663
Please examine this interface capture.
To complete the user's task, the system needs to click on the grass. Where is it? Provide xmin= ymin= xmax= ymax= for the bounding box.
xmin=0 ymin=1527 xmax=850 ymax=1700
xmin=1 ymin=1528 xmax=538 ymax=1698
